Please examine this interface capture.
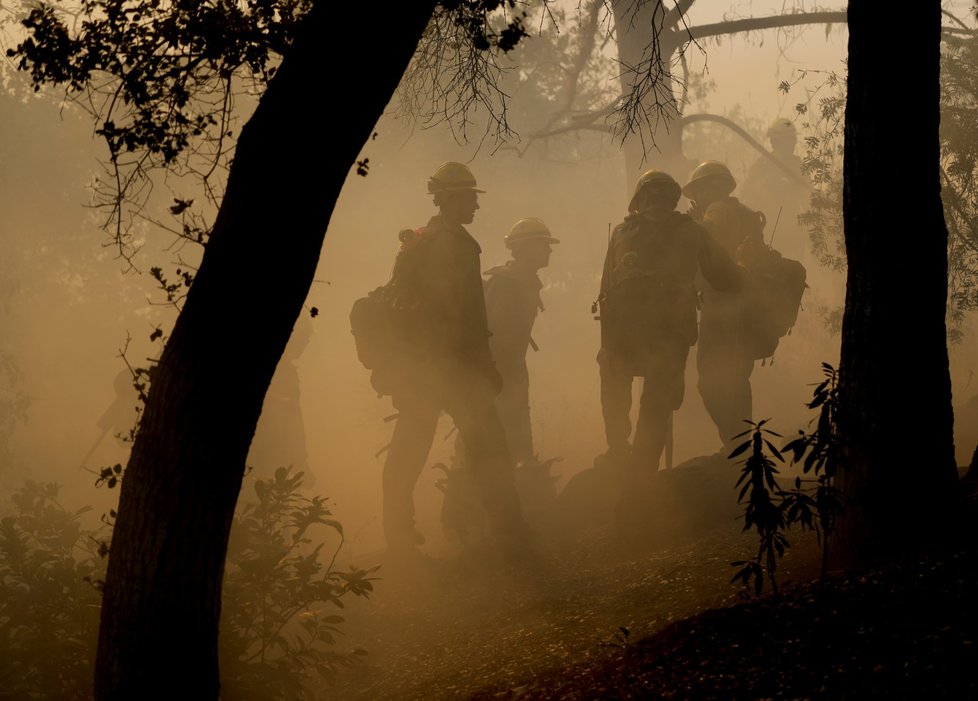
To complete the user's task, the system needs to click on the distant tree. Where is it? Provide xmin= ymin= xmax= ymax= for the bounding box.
xmin=8 ymin=1 xmax=535 ymax=698
xmin=836 ymin=0 xmax=962 ymax=562
xmin=502 ymin=1 xmax=846 ymax=188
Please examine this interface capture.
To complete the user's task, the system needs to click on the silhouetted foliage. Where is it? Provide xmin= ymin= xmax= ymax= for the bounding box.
xmin=0 ymin=470 xmax=373 ymax=700
xmin=0 ymin=482 xmax=104 ymax=700
xmin=793 ymin=16 xmax=978 ymax=340
xmin=221 ymin=467 xmax=377 ymax=700
xmin=730 ymin=420 xmax=790 ymax=596
xmin=6 ymin=3 xmax=535 ymax=696
xmin=730 ymin=380 xmax=846 ymax=597
xmin=783 ymin=362 xmax=846 ymax=579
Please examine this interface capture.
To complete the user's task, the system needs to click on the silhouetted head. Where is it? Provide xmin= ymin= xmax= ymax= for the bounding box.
xmin=767 ymin=118 xmax=798 ymax=157
xmin=428 ymin=162 xmax=484 ymax=226
xmin=505 ymin=217 xmax=559 ymax=270
xmin=628 ymin=169 xmax=681 ymax=214
xmin=682 ymin=160 xmax=736 ymax=207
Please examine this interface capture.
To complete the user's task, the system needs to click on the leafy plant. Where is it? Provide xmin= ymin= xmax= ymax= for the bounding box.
xmin=219 ymin=466 xmax=378 ymax=700
xmin=0 ymin=350 xmax=31 ymax=479
xmin=0 ymin=481 xmax=105 ymax=701
xmin=0 ymin=469 xmax=376 ymax=700
xmin=783 ymin=362 xmax=846 ymax=580
xmin=789 ymin=16 xmax=978 ymax=341
xmin=730 ymin=419 xmax=791 ymax=597
xmin=730 ymin=363 xmax=847 ymax=597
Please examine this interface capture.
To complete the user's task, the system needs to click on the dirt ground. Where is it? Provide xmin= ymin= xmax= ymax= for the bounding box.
xmin=325 ymin=467 xmax=978 ymax=701
xmin=326 ymin=462 xmax=823 ymax=700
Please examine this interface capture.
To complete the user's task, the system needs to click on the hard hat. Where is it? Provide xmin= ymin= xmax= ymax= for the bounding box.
xmin=427 ymin=161 xmax=486 ymax=194
xmin=767 ymin=118 xmax=797 ymax=139
xmin=681 ymin=160 xmax=736 ymax=198
xmin=628 ymin=169 xmax=681 ymax=212
xmin=504 ymin=217 xmax=560 ymax=249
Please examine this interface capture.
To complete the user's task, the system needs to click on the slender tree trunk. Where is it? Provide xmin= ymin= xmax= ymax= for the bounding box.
xmin=93 ymin=4 xmax=437 ymax=699
xmin=836 ymin=0 xmax=961 ymax=566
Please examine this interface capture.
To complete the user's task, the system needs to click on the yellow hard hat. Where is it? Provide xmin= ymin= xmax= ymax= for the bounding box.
xmin=628 ymin=169 xmax=681 ymax=212
xmin=427 ymin=161 xmax=486 ymax=194
xmin=504 ymin=217 xmax=560 ymax=249
xmin=681 ymin=160 xmax=736 ymax=198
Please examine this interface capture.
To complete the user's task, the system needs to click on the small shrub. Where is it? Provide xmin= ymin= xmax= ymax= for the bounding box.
xmin=782 ymin=362 xmax=846 ymax=579
xmin=0 ymin=481 xmax=105 ymax=700
xmin=0 ymin=468 xmax=376 ymax=700
xmin=730 ymin=419 xmax=791 ymax=596
xmin=730 ymin=363 xmax=847 ymax=596
xmin=220 ymin=466 xmax=379 ymax=700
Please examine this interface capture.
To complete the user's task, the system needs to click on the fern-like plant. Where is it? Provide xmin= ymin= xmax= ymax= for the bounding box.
xmin=782 ymin=362 xmax=846 ymax=579
xmin=730 ymin=419 xmax=790 ymax=596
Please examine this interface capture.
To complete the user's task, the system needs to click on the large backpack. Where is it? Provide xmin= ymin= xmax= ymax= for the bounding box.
xmin=349 ymin=228 xmax=428 ymax=394
xmin=742 ymin=244 xmax=808 ymax=359
xmin=599 ymin=213 xmax=701 ymax=355
xmin=719 ymin=199 xmax=807 ymax=359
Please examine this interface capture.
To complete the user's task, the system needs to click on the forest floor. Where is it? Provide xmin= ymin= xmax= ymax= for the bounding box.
xmin=327 ymin=468 xmax=978 ymax=701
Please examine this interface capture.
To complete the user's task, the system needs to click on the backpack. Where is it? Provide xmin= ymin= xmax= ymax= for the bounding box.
xmin=742 ymin=246 xmax=808 ymax=359
xmin=349 ymin=228 xmax=428 ymax=394
xmin=720 ymin=199 xmax=807 ymax=359
xmin=599 ymin=213 xmax=700 ymax=354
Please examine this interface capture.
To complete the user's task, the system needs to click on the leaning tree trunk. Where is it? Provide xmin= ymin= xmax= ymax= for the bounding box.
xmin=93 ymin=3 xmax=437 ymax=699
xmin=836 ymin=0 xmax=961 ymax=565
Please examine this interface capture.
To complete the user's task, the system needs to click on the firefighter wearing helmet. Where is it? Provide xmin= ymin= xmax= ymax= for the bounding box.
xmin=453 ymin=217 xmax=560 ymax=496
xmin=376 ymin=161 xmax=526 ymax=557
xmin=595 ymin=168 xmax=743 ymax=528
xmin=740 ymin=117 xmax=811 ymax=262
xmin=683 ymin=158 xmax=795 ymax=450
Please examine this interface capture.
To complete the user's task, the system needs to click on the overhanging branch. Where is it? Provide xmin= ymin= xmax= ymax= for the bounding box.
xmin=685 ymin=10 xmax=847 ymax=43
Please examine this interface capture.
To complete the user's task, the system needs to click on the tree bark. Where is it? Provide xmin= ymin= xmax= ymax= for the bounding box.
xmin=93 ymin=3 xmax=437 ymax=699
xmin=610 ymin=0 xmax=688 ymax=186
xmin=836 ymin=0 xmax=961 ymax=565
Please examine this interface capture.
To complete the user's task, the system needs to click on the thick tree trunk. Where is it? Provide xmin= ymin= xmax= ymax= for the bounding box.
xmin=93 ymin=3 xmax=437 ymax=699
xmin=836 ymin=0 xmax=961 ymax=565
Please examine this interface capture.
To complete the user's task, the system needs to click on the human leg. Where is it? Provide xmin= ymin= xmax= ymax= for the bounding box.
xmin=632 ymin=344 xmax=690 ymax=471
xmin=447 ymin=389 xmax=525 ymax=538
xmin=697 ymin=328 xmax=754 ymax=447
xmin=495 ymin=365 xmax=533 ymax=465
xmin=597 ymin=349 xmax=634 ymax=465
xmin=382 ymin=393 xmax=441 ymax=550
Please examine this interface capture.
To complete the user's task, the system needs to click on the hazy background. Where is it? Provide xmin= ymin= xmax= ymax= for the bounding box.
xmin=2 ymin=1 xmax=976 ymax=558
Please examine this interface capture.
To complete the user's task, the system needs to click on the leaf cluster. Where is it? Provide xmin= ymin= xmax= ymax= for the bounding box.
xmin=0 ymin=350 xmax=31 ymax=471
xmin=9 ymin=0 xmax=310 ymax=161
xmin=0 ymin=467 xmax=376 ymax=699
xmin=790 ymin=22 xmax=978 ymax=340
xmin=220 ymin=466 xmax=378 ymax=700
xmin=0 ymin=482 xmax=104 ymax=701
xmin=439 ymin=0 xmax=529 ymax=53
xmin=730 ymin=365 xmax=847 ymax=596
xmin=730 ymin=419 xmax=791 ymax=596
xmin=7 ymin=0 xmax=312 ymax=258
